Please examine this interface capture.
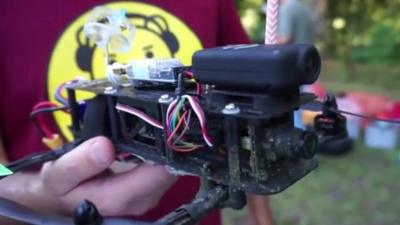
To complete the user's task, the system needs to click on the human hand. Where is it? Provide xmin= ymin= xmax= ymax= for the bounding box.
xmin=0 ymin=136 xmax=177 ymax=218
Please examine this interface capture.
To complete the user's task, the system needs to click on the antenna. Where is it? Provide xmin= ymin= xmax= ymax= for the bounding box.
xmin=265 ymin=0 xmax=280 ymax=45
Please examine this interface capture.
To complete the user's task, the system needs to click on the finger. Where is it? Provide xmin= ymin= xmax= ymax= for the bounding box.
xmin=109 ymin=161 xmax=139 ymax=174
xmin=40 ymin=136 xmax=115 ymax=195
xmin=66 ymin=164 xmax=177 ymax=216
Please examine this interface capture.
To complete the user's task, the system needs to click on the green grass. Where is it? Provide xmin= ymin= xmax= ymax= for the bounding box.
xmin=320 ymin=60 xmax=400 ymax=99
xmin=223 ymin=143 xmax=400 ymax=225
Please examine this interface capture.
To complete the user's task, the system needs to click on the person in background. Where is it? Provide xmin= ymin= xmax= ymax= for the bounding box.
xmin=247 ymin=1 xmax=317 ymax=224
xmin=247 ymin=195 xmax=274 ymax=225
xmin=277 ymin=0 xmax=316 ymax=45
xmin=278 ymin=0 xmax=317 ymax=129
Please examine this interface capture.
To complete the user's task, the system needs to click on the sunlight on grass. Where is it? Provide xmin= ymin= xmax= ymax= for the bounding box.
xmin=320 ymin=61 xmax=400 ymax=99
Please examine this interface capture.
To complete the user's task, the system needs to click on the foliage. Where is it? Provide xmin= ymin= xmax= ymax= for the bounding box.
xmin=350 ymin=24 xmax=398 ymax=63
xmin=326 ymin=0 xmax=400 ymax=63
xmin=235 ymin=0 xmax=266 ymax=43
xmin=321 ymin=60 xmax=400 ymax=99
xmin=236 ymin=0 xmax=400 ymax=63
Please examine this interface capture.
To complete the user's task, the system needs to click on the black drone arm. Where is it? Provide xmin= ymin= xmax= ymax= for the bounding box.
xmin=0 ymin=179 xmax=240 ymax=225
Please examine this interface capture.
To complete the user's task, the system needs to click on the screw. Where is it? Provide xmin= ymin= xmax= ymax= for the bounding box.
xmin=222 ymin=103 xmax=240 ymax=115
xmin=104 ymin=86 xmax=116 ymax=94
xmin=226 ymin=103 xmax=236 ymax=110
xmin=158 ymin=94 xmax=173 ymax=103
xmin=161 ymin=94 xmax=170 ymax=100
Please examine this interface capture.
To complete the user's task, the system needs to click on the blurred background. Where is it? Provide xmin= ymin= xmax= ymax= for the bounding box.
xmin=224 ymin=0 xmax=400 ymax=225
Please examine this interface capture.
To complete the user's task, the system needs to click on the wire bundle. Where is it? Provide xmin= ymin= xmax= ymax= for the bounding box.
xmin=114 ymin=70 xmax=210 ymax=152
xmin=184 ymin=71 xmax=202 ymax=96
xmin=29 ymin=82 xmax=72 ymax=149
xmin=166 ymin=95 xmax=212 ymax=152
xmin=31 ymin=101 xmax=68 ymax=139
xmin=55 ymin=82 xmax=69 ymax=106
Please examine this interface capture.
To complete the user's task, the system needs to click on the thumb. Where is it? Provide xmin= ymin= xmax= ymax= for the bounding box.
xmin=40 ymin=136 xmax=115 ymax=195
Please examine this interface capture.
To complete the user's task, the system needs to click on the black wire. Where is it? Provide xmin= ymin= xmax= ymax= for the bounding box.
xmin=329 ymin=107 xmax=400 ymax=124
xmin=30 ymin=106 xmax=69 ymax=137
xmin=5 ymin=150 xmax=62 ymax=172
xmin=2 ymin=106 xmax=71 ymax=174
xmin=0 ymin=197 xmax=153 ymax=225
xmin=30 ymin=106 xmax=69 ymax=118
xmin=0 ymin=139 xmax=157 ymax=225
xmin=175 ymin=72 xmax=185 ymax=96
xmin=303 ymin=101 xmax=400 ymax=124
xmin=2 ymin=140 xmax=82 ymax=176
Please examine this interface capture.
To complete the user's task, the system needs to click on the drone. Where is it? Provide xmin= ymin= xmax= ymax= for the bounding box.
xmin=0 ymin=7 xmax=357 ymax=225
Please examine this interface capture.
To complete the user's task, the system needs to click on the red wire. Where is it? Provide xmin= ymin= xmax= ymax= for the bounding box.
xmin=196 ymin=83 xmax=202 ymax=96
xmin=32 ymin=101 xmax=63 ymax=138
xmin=36 ymin=118 xmax=53 ymax=138
xmin=184 ymin=71 xmax=194 ymax=78
xmin=33 ymin=101 xmax=59 ymax=111
xmin=183 ymin=71 xmax=202 ymax=96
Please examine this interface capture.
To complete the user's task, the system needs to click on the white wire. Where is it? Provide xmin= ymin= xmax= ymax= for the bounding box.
xmin=185 ymin=95 xmax=206 ymax=126
xmin=166 ymin=99 xmax=178 ymax=129
xmin=184 ymin=109 xmax=192 ymax=127
xmin=116 ymin=103 xmax=164 ymax=129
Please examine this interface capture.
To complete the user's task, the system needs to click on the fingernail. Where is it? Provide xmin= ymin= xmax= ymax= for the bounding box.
xmin=89 ymin=139 xmax=111 ymax=166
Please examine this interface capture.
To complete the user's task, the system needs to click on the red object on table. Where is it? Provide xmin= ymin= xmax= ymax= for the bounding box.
xmin=391 ymin=102 xmax=400 ymax=119
xmin=346 ymin=92 xmax=395 ymax=127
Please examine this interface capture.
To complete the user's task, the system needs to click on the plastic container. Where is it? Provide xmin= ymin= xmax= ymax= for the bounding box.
xmin=364 ymin=120 xmax=399 ymax=150
xmin=346 ymin=117 xmax=362 ymax=140
xmin=337 ymin=96 xmax=362 ymax=139
xmin=294 ymin=110 xmax=305 ymax=129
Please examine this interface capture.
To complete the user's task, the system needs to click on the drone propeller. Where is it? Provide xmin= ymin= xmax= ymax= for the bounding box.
xmin=0 ymin=197 xmax=153 ymax=225
xmin=300 ymin=100 xmax=323 ymax=112
xmin=83 ymin=7 xmax=135 ymax=85
xmin=84 ymin=6 xmax=135 ymax=53
xmin=301 ymin=96 xmax=400 ymax=124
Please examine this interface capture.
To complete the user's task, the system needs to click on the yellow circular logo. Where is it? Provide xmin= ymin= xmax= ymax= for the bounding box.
xmin=47 ymin=2 xmax=203 ymax=140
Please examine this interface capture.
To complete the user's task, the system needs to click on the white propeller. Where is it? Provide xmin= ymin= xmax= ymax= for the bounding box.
xmin=84 ymin=6 xmax=135 ymax=53
xmin=83 ymin=7 xmax=135 ymax=85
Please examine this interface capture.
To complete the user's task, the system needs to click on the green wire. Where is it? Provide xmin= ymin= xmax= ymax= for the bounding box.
xmin=171 ymin=98 xmax=185 ymax=130
xmin=169 ymin=96 xmax=202 ymax=149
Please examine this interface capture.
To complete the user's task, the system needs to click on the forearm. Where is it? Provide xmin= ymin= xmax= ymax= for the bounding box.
xmin=0 ymin=173 xmax=62 ymax=224
xmin=247 ymin=195 xmax=274 ymax=225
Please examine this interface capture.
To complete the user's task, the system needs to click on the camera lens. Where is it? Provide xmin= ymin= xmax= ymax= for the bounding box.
xmin=298 ymin=45 xmax=321 ymax=84
xmin=297 ymin=131 xmax=318 ymax=159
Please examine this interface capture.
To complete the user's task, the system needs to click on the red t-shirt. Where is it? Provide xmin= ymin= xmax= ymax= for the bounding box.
xmin=0 ymin=0 xmax=249 ymax=224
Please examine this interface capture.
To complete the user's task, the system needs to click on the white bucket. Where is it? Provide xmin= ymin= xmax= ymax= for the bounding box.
xmin=364 ymin=121 xmax=399 ymax=150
